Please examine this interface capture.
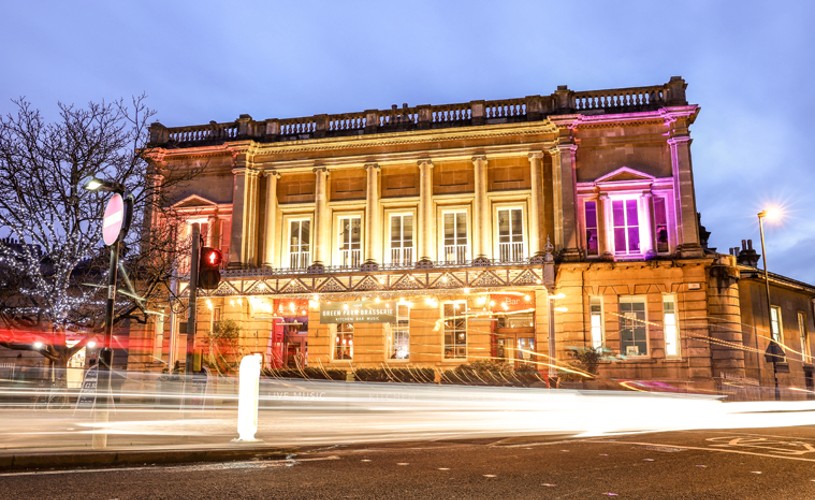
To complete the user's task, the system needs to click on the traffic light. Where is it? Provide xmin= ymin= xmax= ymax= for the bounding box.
xmin=198 ymin=247 xmax=222 ymax=290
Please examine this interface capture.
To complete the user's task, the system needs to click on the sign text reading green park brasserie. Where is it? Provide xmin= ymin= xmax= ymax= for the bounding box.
xmin=319 ymin=303 xmax=395 ymax=323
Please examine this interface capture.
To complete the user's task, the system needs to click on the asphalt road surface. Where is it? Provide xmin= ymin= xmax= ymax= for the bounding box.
xmin=2 ymin=427 xmax=814 ymax=499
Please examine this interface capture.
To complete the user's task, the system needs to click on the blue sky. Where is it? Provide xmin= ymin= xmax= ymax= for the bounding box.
xmin=2 ymin=1 xmax=814 ymax=282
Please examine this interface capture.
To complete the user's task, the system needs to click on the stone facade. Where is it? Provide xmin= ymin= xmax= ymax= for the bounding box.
xmin=129 ymin=77 xmax=815 ymax=398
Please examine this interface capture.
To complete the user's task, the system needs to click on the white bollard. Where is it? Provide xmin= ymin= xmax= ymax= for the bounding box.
xmin=234 ymin=353 xmax=262 ymax=442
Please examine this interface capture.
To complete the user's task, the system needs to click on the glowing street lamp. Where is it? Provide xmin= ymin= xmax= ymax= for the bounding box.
xmin=757 ymin=207 xmax=785 ymax=400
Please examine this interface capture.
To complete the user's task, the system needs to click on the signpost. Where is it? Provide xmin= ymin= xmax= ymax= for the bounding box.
xmin=102 ymin=193 xmax=125 ymax=246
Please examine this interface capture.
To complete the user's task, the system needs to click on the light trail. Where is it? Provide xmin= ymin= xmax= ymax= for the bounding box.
xmin=0 ymin=376 xmax=814 ymax=453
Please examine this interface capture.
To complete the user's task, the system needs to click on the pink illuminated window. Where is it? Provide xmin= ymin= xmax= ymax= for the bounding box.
xmin=612 ymin=199 xmax=640 ymax=255
xmin=585 ymin=201 xmax=599 ymax=256
xmin=654 ymin=197 xmax=668 ymax=253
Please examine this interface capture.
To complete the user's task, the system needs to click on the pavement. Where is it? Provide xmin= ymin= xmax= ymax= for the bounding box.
xmin=0 ymin=444 xmax=296 ymax=472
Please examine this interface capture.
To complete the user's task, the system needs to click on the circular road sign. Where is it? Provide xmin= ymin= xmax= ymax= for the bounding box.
xmin=102 ymin=193 xmax=125 ymax=246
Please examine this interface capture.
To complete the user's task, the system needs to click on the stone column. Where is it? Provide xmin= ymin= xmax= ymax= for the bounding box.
xmin=549 ymin=143 xmax=580 ymax=260
xmin=247 ymin=169 xmax=261 ymax=265
xmin=228 ymin=167 xmax=247 ymax=268
xmin=262 ymin=170 xmax=280 ymax=267
xmin=310 ymin=166 xmax=330 ymax=272
xmin=472 ymin=155 xmax=490 ymax=264
xmin=417 ymin=159 xmax=435 ymax=266
xmin=207 ymin=215 xmax=220 ymax=248
xmin=527 ymin=152 xmax=544 ymax=261
xmin=363 ymin=163 xmax=381 ymax=270
xmin=668 ymin=135 xmax=703 ymax=257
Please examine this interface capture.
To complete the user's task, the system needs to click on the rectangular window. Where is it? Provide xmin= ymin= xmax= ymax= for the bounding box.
xmin=388 ymin=303 xmax=410 ymax=360
xmin=798 ymin=312 xmax=811 ymax=363
xmin=443 ymin=301 xmax=467 ymax=359
xmin=654 ymin=197 xmax=669 ymax=254
xmin=619 ymin=295 xmax=648 ymax=356
xmin=334 ymin=323 xmax=354 ymax=360
xmin=338 ymin=216 xmax=361 ymax=268
xmin=663 ymin=294 xmax=680 ymax=358
xmin=288 ymin=218 xmax=311 ymax=269
xmin=590 ymin=296 xmax=604 ymax=349
xmin=612 ymin=199 xmax=640 ymax=255
xmin=585 ymin=201 xmax=599 ymax=257
xmin=389 ymin=214 xmax=414 ymax=265
xmin=153 ymin=315 xmax=165 ymax=362
xmin=770 ymin=305 xmax=782 ymax=342
xmin=497 ymin=207 xmax=524 ymax=262
xmin=443 ymin=211 xmax=468 ymax=263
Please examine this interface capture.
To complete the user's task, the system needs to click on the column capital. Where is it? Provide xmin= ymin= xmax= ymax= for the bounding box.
xmin=313 ymin=165 xmax=329 ymax=175
xmin=364 ymin=162 xmax=381 ymax=171
xmin=471 ymin=155 xmax=488 ymax=164
xmin=417 ymin=158 xmax=434 ymax=168
xmin=550 ymin=143 xmax=578 ymax=155
xmin=527 ymin=151 xmax=544 ymax=161
xmin=263 ymin=169 xmax=280 ymax=179
xmin=231 ymin=166 xmax=247 ymax=176
xmin=667 ymin=135 xmax=692 ymax=146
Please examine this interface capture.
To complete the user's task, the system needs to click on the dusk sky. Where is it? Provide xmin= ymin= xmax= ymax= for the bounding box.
xmin=2 ymin=1 xmax=814 ymax=282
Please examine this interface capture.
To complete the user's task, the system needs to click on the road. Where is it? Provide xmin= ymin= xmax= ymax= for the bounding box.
xmin=1 ymin=428 xmax=814 ymax=499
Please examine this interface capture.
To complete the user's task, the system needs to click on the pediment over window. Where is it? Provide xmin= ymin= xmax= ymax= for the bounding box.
xmin=172 ymin=194 xmax=219 ymax=209
xmin=594 ymin=166 xmax=656 ymax=185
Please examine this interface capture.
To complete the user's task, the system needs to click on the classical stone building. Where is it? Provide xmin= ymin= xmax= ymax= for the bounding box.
xmin=130 ymin=77 xmax=814 ymax=397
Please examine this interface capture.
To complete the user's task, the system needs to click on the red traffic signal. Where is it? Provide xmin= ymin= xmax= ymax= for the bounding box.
xmin=198 ymin=247 xmax=222 ymax=290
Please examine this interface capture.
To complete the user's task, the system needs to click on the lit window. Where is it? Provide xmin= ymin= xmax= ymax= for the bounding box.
xmin=443 ymin=301 xmax=467 ymax=359
xmin=334 ymin=323 xmax=354 ymax=360
xmin=663 ymin=294 xmax=680 ymax=357
xmin=153 ymin=315 xmax=165 ymax=362
xmin=654 ymin=197 xmax=669 ymax=254
xmin=387 ymin=303 xmax=410 ymax=360
xmin=389 ymin=214 xmax=414 ymax=265
xmin=798 ymin=312 xmax=811 ymax=363
xmin=288 ymin=218 xmax=311 ymax=269
xmin=443 ymin=211 xmax=468 ymax=263
xmin=585 ymin=201 xmax=599 ymax=257
xmin=590 ymin=296 xmax=604 ymax=349
xmin=770 ymin=305 xmax=783 ymax=342
xmin=619 ymin=295 xmax=647 ymax=356
xmin=496 ymin=207 xmax=525 ymax=262
xmin=338 ymin=216 xmax=361 ymax=268
xmin=612 ymin=199 xmax=640 ymax=255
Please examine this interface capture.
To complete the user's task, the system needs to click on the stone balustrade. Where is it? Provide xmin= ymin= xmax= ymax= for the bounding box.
xmin=148 ymin=76 xmax=688 ymax=147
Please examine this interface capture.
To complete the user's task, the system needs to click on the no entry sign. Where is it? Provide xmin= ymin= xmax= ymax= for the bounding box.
xmin=102 ymin=193 xmax=125 ymax=246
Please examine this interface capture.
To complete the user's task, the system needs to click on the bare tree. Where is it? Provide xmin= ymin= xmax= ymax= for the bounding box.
xmin=0 ymin=96 xmax=194 ymax=382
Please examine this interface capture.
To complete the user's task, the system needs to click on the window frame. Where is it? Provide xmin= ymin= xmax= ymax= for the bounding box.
xmin=385 ymin=211 xmax=415 ymax=266
xmin=335 ymin=213 xmax=363 ymax=268
xmin=442 ymin=300 xmax=468 ymax=360
xmin=493 ymin=204 xmax=527 ymax=263
xmin=439 ymin=207 xmax=470 ymax=264
xmin=798 ymin=312 xmax=811 ymax=364
xmin=770 ymin=305 xmax=783 ymax=342
xmin=386 ymin=302 xmax=411 ymax=361
xmin=333 ymin=323 xmax=354 ymax=361
xmin=662 ymin=293 xmax=680 ymax=358
xmin=589 ymin=296 xmax=605 ymax=349
xmin=618 ymin=295 xmax=649 ymax=357
xmin=283 ymin=215 xmax=312 ymax=270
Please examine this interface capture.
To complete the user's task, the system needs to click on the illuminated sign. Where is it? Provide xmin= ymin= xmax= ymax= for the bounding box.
xmin=320 ymin=303 xmax=395 ymax=324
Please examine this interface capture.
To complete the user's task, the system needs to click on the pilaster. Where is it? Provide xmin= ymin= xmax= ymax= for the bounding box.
xmin=417 ymin=159 xmax=435 ymax=267
xmin=262 ymin=170 xmax=280 ymax=266
xmin=363 ymin=163 xmax=381 ymax=270
xmin=472 ymin=155 xmax=490 ymax=265
xmin=527 ymin=152 xmax=544 ymax=261
xmin=549 ymin=143 xmax=580 ymax=261
xmin=309 ymin=166 xmax=330 ymax=272
xmin=668 ymin=135 xmax=703 ymax=257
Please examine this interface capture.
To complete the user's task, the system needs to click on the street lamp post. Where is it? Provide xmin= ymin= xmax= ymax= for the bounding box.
xmin=83 ymin=175 xmax=132 ymax=403
xmin=757 ymin=209 xmax=784 ymax=400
